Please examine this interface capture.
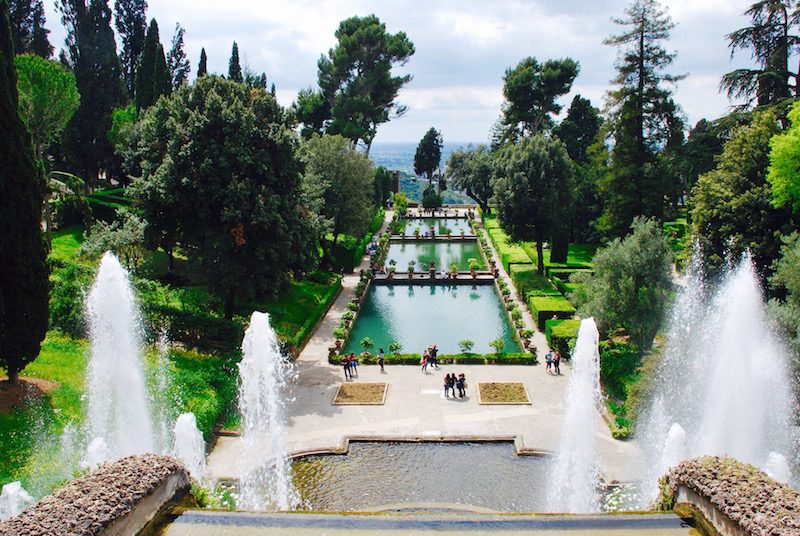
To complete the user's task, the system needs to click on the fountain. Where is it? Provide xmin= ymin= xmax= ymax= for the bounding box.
xmin=546 ymin=318 xmax=602 ymax=513
xmin=84 ymin=252 xmax=164 ymax=464
xmin=0 ymin=482 xmax=34 ymax=520
xmin=237 ymin=311 xmax=296 ymax=511
xmin=173 ymin=413 xmax=207 ymax=481
xmin=637 ymin=255 xmax=796 ymax=500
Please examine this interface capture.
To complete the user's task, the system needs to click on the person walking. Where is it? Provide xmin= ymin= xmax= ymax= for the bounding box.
xmin=377 ymin=348 xmax=385 ymax=372
xmin=553 ymin=352 xmax=561 ymax=375
xmin=456 ymin=373 xmax=466 ymax=398
xmin=341 ymin=356 xmax=352 ymax=380
xmin=447 ymin=374 xmax=456 ymax=398
xmin=348 ymin=352 xmax=358 ymax=377
xmin=431 ymin=345 xmax=440 ymax=369
xmin=545 ymin=351 xmax=553 ymax=373
xmin=444 ymin=373 xmax=452 ymax=398
xmin=421 ymin=350 xmax=430 ymax=373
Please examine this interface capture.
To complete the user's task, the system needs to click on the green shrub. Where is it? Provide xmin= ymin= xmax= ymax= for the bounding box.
xmin=388 ymin=341 xmax=402 ymax=354
xmin=360 ymin=337 xmax=374 ymax=352
xmin=147 ymin=305 xmax=243 ymax=353
xmin=513 ymin=266 xmax=561 ymax=297
xmin=342 ymin=311 xmax=354 ymax=321
xmin=458 ymin=339 xmax=474 ymax=353
xmin=333 ymin=327 xmax=346 ymax=339
xmin=49 ymin=261 xmax=93 ymax=337
xmin=330 ymin=351 xmax=535 ymax=366
xmin=489 ymin=338 xmax=506 ymax=354
xmin=527 ymin=295 xmax=576 ymax=329
xmin=347 ymin=301 xmax=359 ymax=311
xmin=600 ymin=339 xmax=641 ymax=401
xmin=545 ymin=318 xmax=580 ymax=358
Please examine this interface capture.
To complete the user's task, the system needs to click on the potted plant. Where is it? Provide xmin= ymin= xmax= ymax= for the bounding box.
xmin=489 ymin=338 xmax=506 ymax=355
xmin=460 ymin=229 xmax=465 ymax=237
xmin=450 ymin=262 xmax=458 ymax=277
xmin=388 ymin=341 xmax=402 ymax=355
xmin=521 ymin=329 xmax=534 ymax=349
xmin=333 ymin=327 xmax=346 ymax=347
xmin=407 ymin=260 xmax=416 ymax=278
xmin=414 ymin=227 xmax=421 ymax=238
xmin=468 ymin=258 xmax=480 ymax=278
xmin=458 ymin=339 xmax=475 ymax=354
xmin=388 ymin=259 xmax=396 ymax=279
xmin=360 ymin=336 xmax=374 ymax=358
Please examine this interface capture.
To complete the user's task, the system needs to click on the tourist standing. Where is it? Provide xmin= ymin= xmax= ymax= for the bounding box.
xmin=553 ymin=352 xmax=561 ymax=375
xmin=377 ymin=348 xmax=385 ymax=372
xmin=348 ymin=352 xmax=358 ymax=377
xmin=341 ymin=356 xmax=352 ymax=379
xmin=545 ymin=351 xmax=553 ymax=373
xmin=444 ymin=373 xmax=452 ymax=398
xmin=447 ymin=374 xmax=456 ymax=398
xmin=431 ymin=344 xmax=439 ymax=369
xmin=456 ymin=373 xmax=467 ymax=398
xmin=421 ymin=349 xmax=430 ymax=372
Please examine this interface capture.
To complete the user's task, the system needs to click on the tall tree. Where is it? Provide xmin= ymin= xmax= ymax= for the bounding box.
xmin=414 ymin=127 xmax=442 ymax=186
xmin=134 ymin=18 xmax=167 ymax=110
xmin=301 ymin=134 xmax=375 ymax=262
xmin=9 ymin=0 xmax=52 ymax=57
xmin=493 ymin=134 xmax=575 ymax=273
xmin=15 ymin=53 xmax=80 ymax=246
xmin=553 ymin=95 xmax=602 ymax=164
xmin=165 ymin=22 xmax=189 ymax=89
xmin=293 ymin=87 xmax=330 ymax=138
xmin=721 ymin=0 xmax=799 ymax=108
xmin=58 ymin=0 xmax=126 ymax=187
xmin=113 ymin=0 xmax=146 ymax=97
xmin=316 ymin=14 xmax=414 ymax=154
xmin=767 ymin=100 xmax=800 ymax=213
xmin=498 ymin=56 xmax=579 ymax=142
xmin=196 ymin=46 xmax=206 ymax=77
xmin=151 ymin=42 xmax=170 ymax=99
xmin=0 ymin=0 xmax=49 ymax=385
xmin=228 ymin=41 xmax=242 ymax=82
xmin=130 ymin=76 xmax=315 ymax=319
xmin=600 ymin=0 xmax=685 ymax=237
xmin=446 ymin=145 xmax=494 ymax=214
xmin=692 ymin=109 xmax=790 ymax=278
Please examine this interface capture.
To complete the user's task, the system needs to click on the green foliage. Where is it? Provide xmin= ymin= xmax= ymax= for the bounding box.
xmin=0 ymin=9 xmax=49 ymax=383
xmin=135 ymin=19 xmax=170 ymax=110
xmin=316 ymin=15 xmax=415 ymax=153
xmin=572 ymin=217 xmax=672 ymax=352
xmin=545 ymin=318 xmax=580 ymax=358
xmin=493 ymin=133 xmax=575 ymax=273
xmin=393 ymin=192 xmax=409 ymax=216
xmin=388 ymin=341 xmax=402 ymax=354
xmin=447 ymin=144 xmax=494 ymax=213
xmin=108 ymin=103 xmax=137 ymax=149
xmin=130 ymin=76 xmax=315 ymax=318
xmin=8 ymin=0 xmax=52 ymax=58
xmin=692 ymin=109 xmax=789 ymax=277
xmin=458 ymin=339 xmax=475 ymax=353
xmin=227 ymin=41 xmax=242 ymax=83
xmin=81 ymin=208 xmax=145 ymax=272
xmin=767 ymin=101 xmax=800 ymax=214
xmin=197 ymin=47 xmax=207 ymax=77
xmin=487 ymin=227 xmax=531 ymax=272
xmin=553 ymin=95 xmax=602 ymax=165
xmin=489 ymin=339 xmax=506 ymax=354
xmin=421 ymin=186 xmax=442 ymax=209
xmin=332 ymin=351 xmax=535 ymax=366
xmin=527 ymin=295 xmax=576 ymax=329
xmin=48 ymin=261 xmax=92 ymax=338
xmin=768 ymin=233 xmax=800 ymax=376
xmin=373 ymin=165 xmax=393 ymax=206
xmin=599 ymin=339 xmax=641 ymax=401
xmin=360 ymin=337 xmax=374 ymax=352
xmin=114 ymin=0 xmax=147 ymax=96
xmin=333 ymin=327 xmax=346 ymax=340
xmin=414 ymin=127 xmax=443 ymax=184
xmin=166 ymin=23 xmax=189 ymax=89
xmin=499 ymin=56 xmax=580 ymax=140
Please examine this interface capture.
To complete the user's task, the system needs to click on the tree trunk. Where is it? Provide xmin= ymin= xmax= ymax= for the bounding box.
xmin=44 ymin=192 xmax=53 ymax=250
xmin=7 ymin=365 xmax=19 ymax=386
xmin=550 ymin=226 xmax=569 ymax=264
xmin=167 ymin=248 xmax=175 ymax=271
xmin=224 ymin=287 xmax=236 ymax=320
xmin=536 ymin=239 xmax=545 ymax=274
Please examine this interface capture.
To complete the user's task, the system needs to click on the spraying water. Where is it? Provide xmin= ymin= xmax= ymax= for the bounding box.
xmin=638 ymin=255 xmax=795 ymax=500
xmin=84 ymin=252 xmax=163 ymax=464
xmin=546 ymin=318 xmax=602 ymax=513
xmin=237 ymin=312 xmax=296 ymax=511
xmin=0 ymin=482 xmax=34 ymax=520
xmin=173 ymin=413 xmax=207 ymax=481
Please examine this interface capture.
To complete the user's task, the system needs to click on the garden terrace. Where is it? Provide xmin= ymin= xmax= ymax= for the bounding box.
xmin=372 ymin=272 xmax=496 ymax=284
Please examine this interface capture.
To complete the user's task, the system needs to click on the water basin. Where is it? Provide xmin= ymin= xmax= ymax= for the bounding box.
xmin=386 ymin=241 xmax=485 ymax=272
xmin=400 ymin=217 xmax=472 ymax=236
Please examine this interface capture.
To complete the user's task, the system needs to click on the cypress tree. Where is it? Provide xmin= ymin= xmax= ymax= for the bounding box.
xmin=228 ymin=41 xmax=242 ymax=82
xmin=0 ymin=0 xmax=49 ymax=385
xmin=152 ymin=42 xmax=170 ymax=100
xmin=197 ymin=46 xmax=206 ymax=77
xmin=9 ymin=0 xmax=52 ymax=57
xmin=134 ymin=18 xmax=159 ymax=109
xmin=114 ymin=0 xmax=147 ymax=98
xmin=166 ymin=22 xmax=189 ymax=89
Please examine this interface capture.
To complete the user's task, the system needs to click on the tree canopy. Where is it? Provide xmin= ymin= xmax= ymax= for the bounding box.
xmin=228 ymin=41 xmax=242 ymax=83
xmin=0 ymin=0 xmax=49 ymax=384
xmin=9 ymin=0 xmax=52 ymax=57
xmin=166 ymin=22 xmax=189 ymax=89
xmin=767 ymin=100 xmax=800 ymax=214
xmin=197 ymin=47 xmax=207 ymax=77
xmin=414 ymin=127 xmax=443 ymax=185
xmin=315 ymin=14 xmax=414 ymax=154
xmin=446 ymin=144 xmax=494 ymax=214
xmin=130 ymin=76 xmax=314 ymax=318
xmin=113 ymin=0 xmax=147 ymax=97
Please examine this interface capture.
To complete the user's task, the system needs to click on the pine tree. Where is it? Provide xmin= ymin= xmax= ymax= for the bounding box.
xmin=114 ymin=0 xmax=147 ymax=97
xmin=134 ymin=18 xmax=158 ymax=109
xmin=9 ymin=0 xmax=52 ymax=57
xmin=166 ymin=22 xmax=189 ymax=89
xmin=197 ymin=47 xmax=207 ymax=77
xmin=228 ymin=41 xmax=242 ymax=82
xmin=58 ymin=0 xmax=126 ymax=186
xmin=0 ymin=0 xmax=49 ymax=385
xmin=600 ymin=0 xmax=685 ymax=237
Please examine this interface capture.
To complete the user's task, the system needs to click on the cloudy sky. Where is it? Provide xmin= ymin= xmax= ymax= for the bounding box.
xmin=42 ymin=0 xmax=759 ymax=144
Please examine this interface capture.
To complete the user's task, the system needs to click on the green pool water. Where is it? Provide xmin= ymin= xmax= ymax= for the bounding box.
xmin=343 ymin=284 xmax=519 ymax=354
xmin=386 ymin=241 xmax=485 ymax=272
xmin=401 ymin=217 xmax=471 ymax=236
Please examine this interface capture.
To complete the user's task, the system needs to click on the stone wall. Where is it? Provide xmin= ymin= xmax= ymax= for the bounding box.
xmin=0 ymin=454 xmax=189 ymax=536
xmin=658 ymin=456 xmax=800 ymax=536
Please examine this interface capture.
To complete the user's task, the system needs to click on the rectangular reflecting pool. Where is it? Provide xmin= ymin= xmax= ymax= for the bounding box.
xmin=343 ymin=284 xmax=519 ymax=354
xmin=386 ymin=241 xmax=485 ymax=272
xmin=401 ymin=217 xmax=472 ymax=236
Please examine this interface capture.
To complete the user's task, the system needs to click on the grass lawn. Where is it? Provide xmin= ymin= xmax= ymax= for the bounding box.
xmin=477 ymin=382 xmax=530 ymax=404
xmin=333 ymin=383 xmax=387 ymax=405
xmin=49 ymin=226 xmax=85 ymax=263
xmin=262 ymin=277 xmax=340 ymax=345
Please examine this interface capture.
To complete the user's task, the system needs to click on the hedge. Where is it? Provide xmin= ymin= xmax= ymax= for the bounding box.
xmin=527 ymin=294 xmax=576 ymax=329
xmin=511 ymin=265 xmax=560 ymax=297
xmin=289 ymin=275 xmax=342 ymax=349
xmin=545 ymin=318 xmax=580 ymax=359
xmin=487 ymin=228 xmax=530 ymax=271
xmin=330 ymin=351 xmax=537 ymax=365
xmin=551 ymin=275 xmax=583 ymax=298
xmin=548 ymin=268 xmax=594 ymax=280
xmin=327 ymin=208 xmax=385 ymax=273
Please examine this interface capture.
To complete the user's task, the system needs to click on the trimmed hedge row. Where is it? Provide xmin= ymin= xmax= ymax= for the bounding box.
xmin=289 ymin=274 xmax=342 ymax=349
xmin=487 ymin=228 xmax=531 ymax=272
xmin=511 ymin=265 xmax=560 ymax=297
xmin=545 ymin=319 xmax=580 ymax=359
xmin=527 ymin=294 xmax=576 ymax=329
xmin=551 ymin=276 xmax=583 ymax=297
xmin=548 ymin=268 xmax=594 ymax=280
xmin=330 ymin=352 xmax=537 ymax=365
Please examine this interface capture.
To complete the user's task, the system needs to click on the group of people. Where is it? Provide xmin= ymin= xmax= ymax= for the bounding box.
xmin=420 ymin=345 xmax=439 ymax=372
xmin=545 ymin=350 xmax=561 ymax=375
xmin=444 ymin=373 xmax=467 ymax=398
xmin=341 ymin=352 xmax=359 ymax=379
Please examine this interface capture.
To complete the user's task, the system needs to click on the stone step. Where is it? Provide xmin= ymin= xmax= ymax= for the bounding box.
xmin=163 ymin=510 xmax=694 ymax=535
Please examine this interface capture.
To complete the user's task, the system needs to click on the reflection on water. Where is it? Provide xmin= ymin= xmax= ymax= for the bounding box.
xmin=401 ymin=218 xmax=471 ymax=236
xmin=343 ymin=284 xmax=519 ymax=354
xmin=386 ymin=242 xmax=484 ymax=272
xmin=292 ymin=442 xmax=551 ymax=512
